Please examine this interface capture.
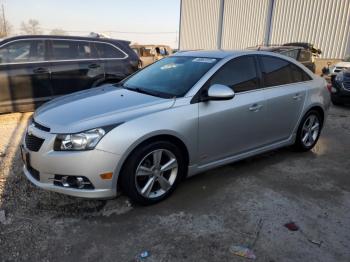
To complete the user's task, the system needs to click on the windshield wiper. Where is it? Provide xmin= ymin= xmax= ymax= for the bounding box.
xmin=123 ymin=85 xmax=173 ymax=98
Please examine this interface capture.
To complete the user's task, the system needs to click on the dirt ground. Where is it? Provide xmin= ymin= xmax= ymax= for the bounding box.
xmin=0 ymin=105 xmax=350 ymax=262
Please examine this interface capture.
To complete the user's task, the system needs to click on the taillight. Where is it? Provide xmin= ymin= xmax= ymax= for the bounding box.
xmin=326 ymin=83 xmax=332 ymax=93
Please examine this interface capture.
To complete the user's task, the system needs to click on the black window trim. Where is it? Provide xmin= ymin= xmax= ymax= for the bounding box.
xmin=258 ymin=54 xmax=313 ymax=89
xmin=0 ymin=38 xmax=128 ymax=65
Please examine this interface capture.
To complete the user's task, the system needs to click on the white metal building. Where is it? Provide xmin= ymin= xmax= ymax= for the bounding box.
xmin=179 ymin=0 xmax=350 ymax=59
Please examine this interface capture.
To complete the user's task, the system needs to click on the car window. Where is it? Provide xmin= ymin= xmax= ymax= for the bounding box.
xmin=278 ymin=49 xmax=299 ymax=60
xmin=290 ymin=63 xmax=312 ymax=82
xmin=51 ymin=40 xmax=98 ymax=60
xmin=77 ymin=41 xmax=97 ymax=59
xmin=260 ymin=56 xmax=310 ymax=87
xmin=209 ymin=56 xmax=258 ymax=93
xmin=0 ymin=40 xmax=45 ymax=64
xmin=51 ymin=40 xmax=79 ymax=60
xmin=95 ymin=42 xmax=126 ymax=59
xmin=299 ymin=50 xmax=311 ymax=62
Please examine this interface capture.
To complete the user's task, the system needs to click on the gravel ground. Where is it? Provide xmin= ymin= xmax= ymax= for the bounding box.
xmin=0 ymin=105 xmax=350 ymax=262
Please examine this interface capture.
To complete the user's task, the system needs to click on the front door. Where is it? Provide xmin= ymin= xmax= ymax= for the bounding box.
xmin=198 ymin=56 xmax=269 ymax=165
xmin=0 ymin=39 xmax=52 ymax=112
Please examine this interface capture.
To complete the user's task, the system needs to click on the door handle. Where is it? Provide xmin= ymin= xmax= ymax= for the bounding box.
xmin=293 ymin=93 xmax=302 ymax=100
xmin=33 ymin=67 xmax=49 ymax=74
xmin=88 ymin=63 xmax=101 ymax=69
xmin=249 ymin=104 xmax=263 ymax=112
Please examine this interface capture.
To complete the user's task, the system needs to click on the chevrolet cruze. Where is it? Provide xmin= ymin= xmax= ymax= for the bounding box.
xmin=21 ymin=50 xmax=330 ymax=205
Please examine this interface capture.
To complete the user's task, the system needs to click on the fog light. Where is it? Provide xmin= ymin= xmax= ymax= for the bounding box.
xmin=53 ymin=175 xmax=94 ymax=189
xmin=76 ymin=177 xmax=85 ymax=189
xmin=100 ymin=172 xmax=113 ymax=180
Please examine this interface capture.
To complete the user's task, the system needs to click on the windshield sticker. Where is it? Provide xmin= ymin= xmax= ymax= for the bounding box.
xmin=192 ymin=58 xmax=217 ymax=63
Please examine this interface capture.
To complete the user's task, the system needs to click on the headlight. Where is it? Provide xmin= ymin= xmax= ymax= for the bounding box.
xmin=54 ymin=128 xmax=106 ymax=151
xmin=335 ymin=72 xmax=344 ymax=82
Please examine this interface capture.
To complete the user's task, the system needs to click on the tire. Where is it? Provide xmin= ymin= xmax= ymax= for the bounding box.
xmin=119 ymin=141 xmax=186 ymax=205
xmin=293 ymin=110 xmax=322 ymax=152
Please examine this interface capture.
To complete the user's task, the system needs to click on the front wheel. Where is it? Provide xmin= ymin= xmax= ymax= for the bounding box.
xmin=293 ymin=110 xmax=322 ymax=151
xmin=119 ymin=141 xmax=186 ymax=205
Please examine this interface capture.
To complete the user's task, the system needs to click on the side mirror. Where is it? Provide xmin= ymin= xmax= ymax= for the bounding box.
xmin=204 ymin=84 xmax=235 ymax=101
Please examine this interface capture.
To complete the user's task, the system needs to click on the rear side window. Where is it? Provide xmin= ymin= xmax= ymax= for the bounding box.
xmin=299 ymin=50 xmax=311 ymax=62
xmin=0 ymin=40 xmax=45 ymax=64
xmin=260 ymin=56 xmax=311 ymax=87
xmin=290 ymin=63 xmax=312 ymax=82
xmin=209 ymin=56 xmax=258 ymax=93
xmin=95 ymin=42 xmax=126 ymax=59
xmin=51 ymin=40 xmax=98 ymax=60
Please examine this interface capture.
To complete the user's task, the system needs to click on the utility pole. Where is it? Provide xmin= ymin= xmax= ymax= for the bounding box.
xmin=1 ymin=4 xmax=7 ymax=36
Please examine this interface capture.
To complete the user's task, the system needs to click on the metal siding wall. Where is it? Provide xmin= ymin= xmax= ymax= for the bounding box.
xmin=270 ymin=0 xmax=350 ymax=58
xmin=179 ymin=0 xmax=221 ymax=50
xmin=221 ymin=0 xmax=271 ymax=49
xmin=179 ymin=0 xmax=350 ymax=58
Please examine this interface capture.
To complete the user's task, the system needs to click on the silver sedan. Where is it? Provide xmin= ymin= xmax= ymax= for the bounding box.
xmin=21 ymin=50 xmax=331 ymax=205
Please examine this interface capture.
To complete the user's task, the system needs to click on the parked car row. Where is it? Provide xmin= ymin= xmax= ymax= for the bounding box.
xmin=0 ymin=35 xmax=139 ymax=113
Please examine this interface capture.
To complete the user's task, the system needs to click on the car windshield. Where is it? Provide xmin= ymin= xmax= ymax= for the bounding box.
xmin=122 ymin=56 xmax=218 ymax=98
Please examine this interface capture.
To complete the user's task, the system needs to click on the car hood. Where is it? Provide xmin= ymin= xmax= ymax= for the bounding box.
xmin=34 ymin=85 xmax=175 ymax=133
xmin=335 ymin=61 xmax=350 ymax=68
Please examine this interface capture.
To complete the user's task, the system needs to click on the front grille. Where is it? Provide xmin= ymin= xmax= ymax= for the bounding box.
xmin=25 ymin=133 xmax=44 ymax=152
xmin=343 ymin=81 xmax=350 ymax=91
xmin=27 ymin=165 xmax=40 ymax=181
xmin=32 ymin=120 xmax=50 ymax=132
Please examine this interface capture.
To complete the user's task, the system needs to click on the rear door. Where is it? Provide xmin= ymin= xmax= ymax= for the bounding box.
xmin=48 ymin=39 xmax=104 ymax=96
xmin=259 ymin=55 xmax=311 ymax=143
xmin=0 ymin=39 xmax=52 ymax=112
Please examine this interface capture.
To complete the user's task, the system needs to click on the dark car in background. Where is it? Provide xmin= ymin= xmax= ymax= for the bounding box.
xmin=0 ymin=35 xmax=139 ymax=113
xmin=248 ymin=43 xmax=321 ymax=73
xmin=330 ymin=68 xmax=350 ymax=105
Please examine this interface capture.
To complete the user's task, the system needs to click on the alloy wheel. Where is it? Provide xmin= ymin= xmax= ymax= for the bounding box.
xmin=135 ymin=149 xmax=178 ymax=199
xmin=301 ymin=114 xmax=320 ymax=147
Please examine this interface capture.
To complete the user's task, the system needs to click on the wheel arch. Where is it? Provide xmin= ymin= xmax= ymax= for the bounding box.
xmin=304 ymin=105 xmax=325 ymax=126
xmin=115 ymin=133 xmax=190 ymax=193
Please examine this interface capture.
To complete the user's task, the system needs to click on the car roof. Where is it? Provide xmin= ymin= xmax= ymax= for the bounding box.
xmin=0 ymin=35 xmax=130 ymax=45
xmin=248 ymin=45 xmax=303 ymax=52
xmin=173 ymin=49 xmax=256 ymax=59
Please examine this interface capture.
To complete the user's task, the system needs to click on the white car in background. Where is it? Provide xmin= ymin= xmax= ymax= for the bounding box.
xmin=329 ymin=57 xmax=350 ymax=75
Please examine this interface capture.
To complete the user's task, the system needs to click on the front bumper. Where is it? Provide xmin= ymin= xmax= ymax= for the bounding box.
xmin=21 ymin=125 xmax=121 ymax=199
xmin=331 ymin=81 xmax=350 ymax=103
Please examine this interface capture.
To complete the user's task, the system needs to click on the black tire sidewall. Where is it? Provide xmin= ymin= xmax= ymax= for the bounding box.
xmin=295 ymin=110 xmax=322 ymax=151
xmin=120 ymin=141 xmax=185 ymax=205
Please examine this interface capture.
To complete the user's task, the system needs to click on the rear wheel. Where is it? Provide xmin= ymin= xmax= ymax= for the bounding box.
xmin=119 ymin=141 xmax=185 ymax=205
xmin=294 ymin=110 xmax=322 ymax=151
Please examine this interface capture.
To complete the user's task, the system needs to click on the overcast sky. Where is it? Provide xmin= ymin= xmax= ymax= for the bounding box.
xmin=2 ymin=0 xmax=181 ymax=47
